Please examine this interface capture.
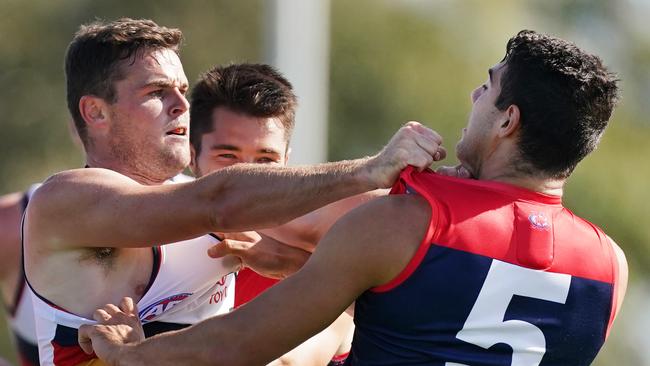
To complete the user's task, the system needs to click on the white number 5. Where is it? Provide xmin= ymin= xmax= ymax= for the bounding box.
xmin=446 ymin=260 xmax=571 ymax=366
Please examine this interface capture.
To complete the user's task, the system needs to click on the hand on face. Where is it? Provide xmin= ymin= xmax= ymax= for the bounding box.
xmin=208 ymin=232 xmax=311 ymax=279
xmin=78 ymin=297 xmax=144 ymax=365
xmin=365 ymin=121 xmax=446 ymax=188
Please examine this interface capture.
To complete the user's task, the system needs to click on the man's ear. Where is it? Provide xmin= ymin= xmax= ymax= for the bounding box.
xmin=79 ymin=95 xmax=109 ymax=132
xmin=498 ymin=104 xmax=521 ymax=138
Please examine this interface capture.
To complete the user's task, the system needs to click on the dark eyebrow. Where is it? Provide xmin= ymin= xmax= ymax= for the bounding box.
xmin=488 ymin=68 xmax=494 ymax=84
xmin=142 ymin=79 xmax=189 ymax=90
xmin=210 ymin=144 xmax=241 ymax=151
xmin=258 ymin=148 xmax=281 ymax=155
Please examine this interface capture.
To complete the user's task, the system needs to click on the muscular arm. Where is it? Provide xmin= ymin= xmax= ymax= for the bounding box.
xmin=104 ymin=195 xmax=431 ymax=366
xmin=26 ymin=122 xmax=443 ymax=250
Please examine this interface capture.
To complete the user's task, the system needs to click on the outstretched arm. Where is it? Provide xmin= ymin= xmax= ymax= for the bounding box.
xmin=79 ymin=194 xmax=432 ymax=365
xmin=26 ymin=122 xmax=444 ymax=250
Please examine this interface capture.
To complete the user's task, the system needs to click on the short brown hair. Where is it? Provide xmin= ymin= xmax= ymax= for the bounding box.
xmin=65 ymin=18 xmax=183 ymax=146
xmin=189 ymin=63 xmax=297 ymax=154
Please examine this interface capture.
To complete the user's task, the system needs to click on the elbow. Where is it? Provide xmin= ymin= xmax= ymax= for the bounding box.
xmin=208 ymin=203 xmax=230 ymax=232
xmin=273 ymin=354 xmax=298 ymax=366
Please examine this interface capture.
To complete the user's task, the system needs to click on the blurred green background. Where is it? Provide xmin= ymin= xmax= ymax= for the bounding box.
xmin=1 ymin=0 xmax=648 ymax=364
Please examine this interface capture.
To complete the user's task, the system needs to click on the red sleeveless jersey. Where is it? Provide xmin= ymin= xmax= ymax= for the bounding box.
xmin=346 ymin=167 xmax=619 ymax=366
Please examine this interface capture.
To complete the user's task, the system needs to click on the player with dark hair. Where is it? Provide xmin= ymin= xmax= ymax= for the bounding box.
xmin=80 ymin=30 xmax=628 ymax=366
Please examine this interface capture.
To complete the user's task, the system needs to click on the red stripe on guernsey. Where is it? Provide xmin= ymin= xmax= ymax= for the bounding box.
xmin=374 ymin=167 xmax=615 ymax=292
xmin=331 ymin=352 xmax=350 ymax=362
xmin=52 ymin=341 xmax=95 ymax=366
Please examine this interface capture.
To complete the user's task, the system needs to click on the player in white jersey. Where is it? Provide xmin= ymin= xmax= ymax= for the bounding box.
xmin=22 ymin=18 xmax=444 ymax=366
xmin=25 ymin=175 xmax=234 ymax=365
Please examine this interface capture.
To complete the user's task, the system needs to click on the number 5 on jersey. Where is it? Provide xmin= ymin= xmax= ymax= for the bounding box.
xmin=447 ymin=260 xmax=571 ymax=366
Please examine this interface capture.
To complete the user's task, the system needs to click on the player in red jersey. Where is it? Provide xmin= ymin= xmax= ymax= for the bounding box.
xmin=80 ymin=30 xmax=627 ymax=366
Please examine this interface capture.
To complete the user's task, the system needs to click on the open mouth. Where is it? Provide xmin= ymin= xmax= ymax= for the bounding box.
xmin=166 ymin=127 xmax=187 ymax=136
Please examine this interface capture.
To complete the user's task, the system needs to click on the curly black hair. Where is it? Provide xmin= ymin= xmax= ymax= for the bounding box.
xmin=495 ymin=30 xmax=619 ymax=179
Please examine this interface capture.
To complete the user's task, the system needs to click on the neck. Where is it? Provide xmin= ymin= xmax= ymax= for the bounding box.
xmin=482 ymin=171 xmax=565 ymax=196
xmin=85 ymin=155 xmax=170 ymax=186
xmin=476 ymin=152 xmax=565 ymax=196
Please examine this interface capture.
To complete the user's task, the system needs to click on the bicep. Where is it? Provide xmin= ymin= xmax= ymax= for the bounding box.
xmin=25 ymin=169 xmax=212 ymax=249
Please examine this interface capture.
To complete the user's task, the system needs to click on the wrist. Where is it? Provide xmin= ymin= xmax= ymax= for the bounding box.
xmin=116 ymin=343 xmax=145 ymax=366
xmin=352 ymin=156 xmax=380 ymax=190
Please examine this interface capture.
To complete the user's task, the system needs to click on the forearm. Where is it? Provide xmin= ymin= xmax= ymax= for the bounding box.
xmin=204 ymin=159 xmax=376 ymax=232
xmin=118 ymin=322 xmax=222 ymax=366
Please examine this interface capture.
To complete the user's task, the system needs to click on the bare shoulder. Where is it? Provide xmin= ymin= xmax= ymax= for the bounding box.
xmin=25 ymin=168 xmax=146 ymax=250
xmin=29 ymin=168 xmax=139 ymax=214
xmin=315 ymin=193 xmax=432 ymax=288
xmin=337 ymin=192 xmax=430 ymax=233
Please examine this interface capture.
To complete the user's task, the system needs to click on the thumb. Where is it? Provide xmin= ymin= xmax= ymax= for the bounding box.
xmin=78 ymin=324 xmax=95 ymax=355
xmin=207 ymin=239 xmax=254 ymax=258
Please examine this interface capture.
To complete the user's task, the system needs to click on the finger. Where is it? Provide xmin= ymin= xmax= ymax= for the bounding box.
xmin=435 ymin=164 xmax=472 ymax=178
xmin=78 ymin=324 xmax=95 ymax=354
xmin=103 ymin=304 xmax=122 ymax=316
xmin=413 ymin=154 xmax=434 ymax=172
xmin=457 ymin=165 xmax=472 ymax=178
xmin=214 ymin=231 xmax=261 ymax=242
xmin=435 ymin=165 xmax=457 ymax=176
xmin=403 ymin=127 xmax=443 ymax=162
xmin=405 ymin=121 xmax=443 ymax=145
xmin=207 ymin=239 xmax=254 ymax=258
xmin=433 ymin=146 xmax=447 ymax=161
xmin=94 ymin=309 xmax=111 ymax=323
xmin=235 ymin=231 xmax=261 ymax=242
xmin=119 ymin=297 xmax=136 ymax=315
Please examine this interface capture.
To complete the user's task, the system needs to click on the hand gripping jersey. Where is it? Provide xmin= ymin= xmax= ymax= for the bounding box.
xmin=3 ymin=184 xmax=42 ymax=366
xmin=29 ymin=235 xmax=236 ymax=366
xmin=346 ymin=167 xmax=619 ymax=366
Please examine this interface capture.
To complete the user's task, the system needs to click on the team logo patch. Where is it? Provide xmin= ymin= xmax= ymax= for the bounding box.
xmin=139 ymin=293 xmax=192 ymax=322
xmin=528 ymin=212 xmax=550 ymax=231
